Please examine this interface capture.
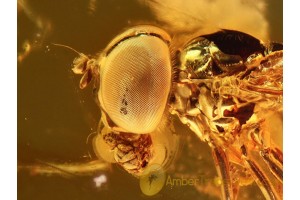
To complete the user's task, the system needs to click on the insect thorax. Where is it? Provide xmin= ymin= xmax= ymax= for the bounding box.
xmin=170 ymin=36 xmax=282 ymax=147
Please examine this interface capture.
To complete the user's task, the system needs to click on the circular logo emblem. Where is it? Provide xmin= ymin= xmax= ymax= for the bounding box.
xmin=139 ymin=164 xmax=166 ymax=196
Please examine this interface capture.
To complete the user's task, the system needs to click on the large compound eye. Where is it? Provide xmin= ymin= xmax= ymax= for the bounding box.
xmin=98 ymin=26 xmax=172 ymax=134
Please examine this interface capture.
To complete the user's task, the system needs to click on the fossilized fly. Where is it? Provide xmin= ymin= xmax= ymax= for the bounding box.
xmin=67 ymin=25 xmax=283 ymax=200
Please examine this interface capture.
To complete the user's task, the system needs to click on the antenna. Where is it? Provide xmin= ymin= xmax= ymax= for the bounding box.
xmin=52 ymin=43 xmax=84 ymax=56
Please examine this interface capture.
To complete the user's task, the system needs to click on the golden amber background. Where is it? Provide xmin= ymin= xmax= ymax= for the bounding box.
xmin=18 ymin=0 xmax=282 ymax=199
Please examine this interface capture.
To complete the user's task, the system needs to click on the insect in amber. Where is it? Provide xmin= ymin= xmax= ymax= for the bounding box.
xmin=70 ymin=25 xmax=282 ymax=200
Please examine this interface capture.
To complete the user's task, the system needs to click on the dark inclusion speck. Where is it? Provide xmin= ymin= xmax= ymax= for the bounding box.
xmin=120 ymin=107 xmax=128 ymax=115
xmin=223 ymin=103 xmax=255 ymax=125
xmin=120 ymin=88 xmax=129 ymax=115
xmin=122 ymin=98 xmax=128 ymax=106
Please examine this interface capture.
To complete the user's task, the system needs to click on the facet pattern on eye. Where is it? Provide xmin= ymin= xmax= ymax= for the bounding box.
xmin=99 ymin=36 xmax=171 ymax=134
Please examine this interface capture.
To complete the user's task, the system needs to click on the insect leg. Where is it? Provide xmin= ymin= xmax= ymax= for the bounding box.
xmin=243 ymin=158 xmax=280 ymax=200
xmin=212 ymin=146 xmax=234 ymax=200
xmin=238 ymin=141 xmax=281 ymax=200
xmin=246 ymin=120 xmax=283 ymax=184
xmin=260 ymin=148 xmax=283 ymax=183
